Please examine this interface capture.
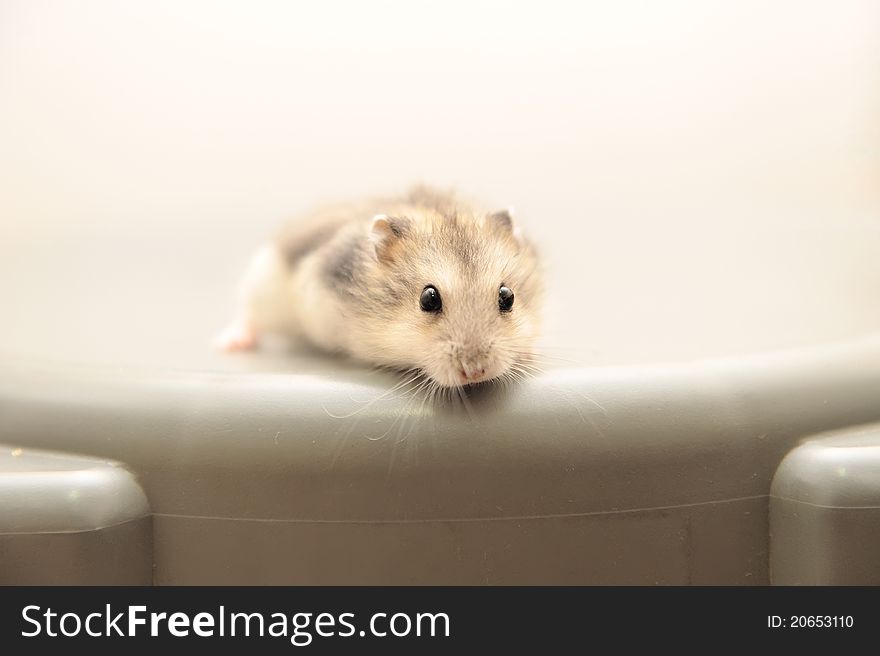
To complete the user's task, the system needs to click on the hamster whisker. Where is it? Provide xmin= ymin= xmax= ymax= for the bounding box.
xmin=505 ymin=368 xmax=534 ymax=384
xmin=455 ymin=384 xmax=482 ymax=428
xmin=329 ymin=370 xmax=436 ymax=469
xmin=529 ymin=346 xmax=592 ymax=364
xmin=508 ymin=361 xmax=545 ymax=377
xmin=493 ymin=338 xmax=572 ymax=363
xmin=370 ymin=376 xmax=432 ymax=443
xmin=322 ymin=368 xmax=425 ymax=420
xmin=385 ymin=376 xmax=445 ymax=482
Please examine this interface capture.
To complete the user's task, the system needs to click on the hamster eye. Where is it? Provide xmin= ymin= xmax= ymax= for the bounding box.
xmin=498 ymin=285 xmax=514 ymax=312
xmin=420 ymin=285 xmax=442 ymax=313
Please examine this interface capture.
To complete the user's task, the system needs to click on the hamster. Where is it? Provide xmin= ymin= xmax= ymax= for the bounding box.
xmin=216 ymin=185 xmax=543 ymax=388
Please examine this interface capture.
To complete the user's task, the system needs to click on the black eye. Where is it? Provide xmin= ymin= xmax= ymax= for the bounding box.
xmin=420 ymin=285 xmax=442 ymax=313
xmin=499 ymin=285 xmax=514 ymax=312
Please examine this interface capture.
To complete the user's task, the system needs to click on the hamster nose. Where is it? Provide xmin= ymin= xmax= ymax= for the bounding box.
xmin=458 ymin=364 xmax=487 ymax=383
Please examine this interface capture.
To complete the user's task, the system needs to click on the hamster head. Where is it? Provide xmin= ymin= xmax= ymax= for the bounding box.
xmin=353 ymin=208 xmax=543 ymax=388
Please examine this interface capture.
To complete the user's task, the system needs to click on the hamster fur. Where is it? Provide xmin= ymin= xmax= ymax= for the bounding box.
xmin=216 ymin=186 xmax=543 ymax=388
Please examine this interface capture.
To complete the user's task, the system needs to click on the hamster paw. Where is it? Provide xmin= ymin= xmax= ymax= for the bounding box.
xmin=214 ymin=320 xmax=258 ymax=352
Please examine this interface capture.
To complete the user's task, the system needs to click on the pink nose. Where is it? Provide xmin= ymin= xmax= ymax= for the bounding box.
xmin=459 ymin=367 xmax=487 ymax=382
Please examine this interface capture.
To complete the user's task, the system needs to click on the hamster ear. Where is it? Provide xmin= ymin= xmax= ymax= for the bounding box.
xmin=370 ymin=214 xmax=410 ymax=262
xmin=487 ymin=207 xmax=526 ymax=246
xmin=487 ymin=208 xmax=514 ymax=234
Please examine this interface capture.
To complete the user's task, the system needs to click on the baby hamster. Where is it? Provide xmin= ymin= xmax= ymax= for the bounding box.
xmin=216 ymin=185 xmax=542 ymax=388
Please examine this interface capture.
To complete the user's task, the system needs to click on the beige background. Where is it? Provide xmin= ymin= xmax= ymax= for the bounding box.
xmin=1 ymin=0 xmax=879 ymax=369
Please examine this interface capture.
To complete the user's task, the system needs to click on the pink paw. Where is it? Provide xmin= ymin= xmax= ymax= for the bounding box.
xmin=214 ymin=321 xmax=258 ymax=352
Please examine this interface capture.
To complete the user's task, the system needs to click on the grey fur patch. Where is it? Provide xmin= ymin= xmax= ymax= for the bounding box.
xmin=434 ymin=222 xmax=478 ymax=272
xmin=322 ymin=233 xmax=365 ymax=293
xmin=386 ymin=217 xmax=409 ymax=238
xmin=488 ymin=209 xmax=513 ymax=233
xmin=280 ymin=222 xmax=340 ymax=268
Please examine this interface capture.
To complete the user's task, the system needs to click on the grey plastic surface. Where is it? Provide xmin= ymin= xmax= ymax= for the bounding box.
xmin=0 ymin=446 xmax=152 ymax=585
xmin=2 ymin=335 xmax=880 ymax=584
xmin=770 ymin=426 xmax=880 ymax=585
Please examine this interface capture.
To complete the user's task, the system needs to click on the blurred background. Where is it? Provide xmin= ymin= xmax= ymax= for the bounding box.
xmin=1 ymin=0 xmax=879 ymax=369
